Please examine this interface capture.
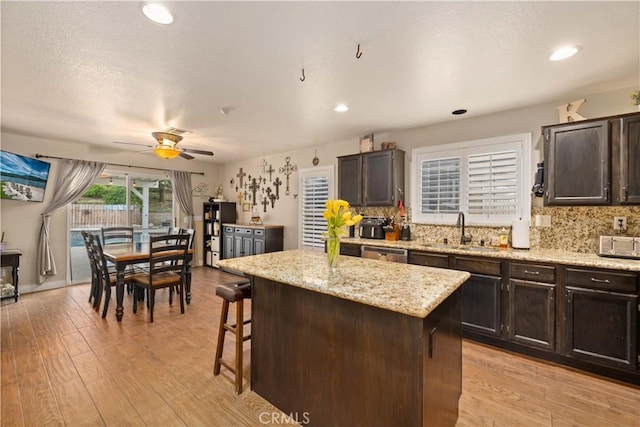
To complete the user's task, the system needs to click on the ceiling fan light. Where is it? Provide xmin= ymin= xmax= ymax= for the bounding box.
xmin=154 ymin=145 xmax=181 ymax=159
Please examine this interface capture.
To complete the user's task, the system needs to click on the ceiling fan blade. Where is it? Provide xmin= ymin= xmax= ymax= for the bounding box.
xmin=182 ymin=148 xmax=214 ymax=156
xmin=113 ymin=141 xmax=155 ymax=148
xmin=179 ymin=152 xmax=195 ymax=160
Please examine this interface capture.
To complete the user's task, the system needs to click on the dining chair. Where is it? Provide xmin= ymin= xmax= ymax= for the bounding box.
xmin=131 ymin=233 xmax=190 ymax=322
xmin=81 ymin=230 xmax=100 ymax=307
xmin=101 ymin=226 xmax=134 ymax=245
xmin=89 ymin=232 xmax=136 ymax=318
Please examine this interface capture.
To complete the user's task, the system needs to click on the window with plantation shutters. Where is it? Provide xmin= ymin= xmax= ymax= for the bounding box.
xmin=412 ymin=134 xmax=531 ymax=226
xmin=467 ymin=150 xmax=518 ymax=217
xmin=420 ymin=157 xmax=460 ymax=214
xmin=298 ymin=166 xmax=334 ymax=249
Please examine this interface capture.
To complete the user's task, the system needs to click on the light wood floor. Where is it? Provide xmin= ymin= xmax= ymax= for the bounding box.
xmin=1 ymin=267 xmax=638 ymax=426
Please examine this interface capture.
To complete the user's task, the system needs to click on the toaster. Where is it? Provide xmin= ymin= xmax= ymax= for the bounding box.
xmin=599 ymin=235 xmax=640 ymax=260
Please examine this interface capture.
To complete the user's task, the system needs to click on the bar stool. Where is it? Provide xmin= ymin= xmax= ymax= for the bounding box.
xmin=213 ymin=279 xmax=252 ymax=394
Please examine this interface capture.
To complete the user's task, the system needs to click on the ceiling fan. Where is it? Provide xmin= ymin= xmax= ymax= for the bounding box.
xmin=113 ymin=131 xmax=214 ymax=160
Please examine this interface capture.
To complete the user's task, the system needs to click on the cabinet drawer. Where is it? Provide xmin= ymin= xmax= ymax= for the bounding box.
xmin=565 ymin=268 xmax=637 ymax=293
xmin=454 ymin=256 xmax=501 ymax=276
xmin=254 ymin=229 xmax=265 ymax=237
xmin=409 ymin=251 xmax=449 ymax=268
xmin=235 ymin=227 xmax=253 ymax=235
xmin=224 ymin=226 xmax=235 ymax=234
xmin=510 ymin=263 xmax=556 ymax=283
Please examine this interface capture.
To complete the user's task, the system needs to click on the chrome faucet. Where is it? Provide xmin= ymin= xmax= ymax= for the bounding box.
xmin=456 ymin=212 xmax=473 ymax=245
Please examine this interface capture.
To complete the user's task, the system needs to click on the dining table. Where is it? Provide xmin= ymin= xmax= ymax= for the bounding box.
xmin=102 ymin=242 xmax=193 ymax=322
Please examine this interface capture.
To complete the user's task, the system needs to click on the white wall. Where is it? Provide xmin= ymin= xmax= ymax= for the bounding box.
xmin=0 ymin=132 xmax=221 ymax=292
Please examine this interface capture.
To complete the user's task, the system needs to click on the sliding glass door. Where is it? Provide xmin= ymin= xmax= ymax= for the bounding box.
xmin=68 ymin=171 xmax=174 ymax=284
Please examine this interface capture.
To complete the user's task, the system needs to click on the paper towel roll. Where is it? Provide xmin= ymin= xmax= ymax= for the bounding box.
xmin=512 ymin=218 xmax=530 ymax=249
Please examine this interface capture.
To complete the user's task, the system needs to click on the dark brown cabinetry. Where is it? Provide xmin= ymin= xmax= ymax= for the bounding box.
xmin=615 ymin=114 xmax=640 ymax=204
xmin=563 ymin=267 xmax=638 ymax=371
xmin=203 ymin=202 xmax=236 ymax=267
xmin=409 ymin=250 xmax=450 ymax=269
xmin=544 ymin=119 xmax=610 ymax=205
xmin=406 ymin=247 xmax=639 ymax=383
xmin=508 ymin=262 xmax=556 ymax=351
xmin=222 ymin=225 xmax=284 ymax=259
xmin=337 ymin=155 xmax=363 ymax=206
xmin=339 ymin=242 xmax=361 ymax=257
xmin=337 ymin=149 xmax=405 ymax=207
xmin=543 ymin=112 xmax=640 ymax=206
xmin=453 ymin=256 xmax=504 ymax=339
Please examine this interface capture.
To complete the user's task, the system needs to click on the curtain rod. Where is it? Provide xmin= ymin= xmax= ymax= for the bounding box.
xmin=34 ymin=154 xmax=205 ymax=175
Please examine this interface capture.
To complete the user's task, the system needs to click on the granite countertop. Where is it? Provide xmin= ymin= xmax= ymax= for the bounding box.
xmin=216 ymin=249 xmax=470 ymax=318
xmin=342 ymin=237 xmax=640 ymax=272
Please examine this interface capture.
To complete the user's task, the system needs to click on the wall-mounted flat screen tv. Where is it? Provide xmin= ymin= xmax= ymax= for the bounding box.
xmin=0 ymin=150 xmax=51 ymax=202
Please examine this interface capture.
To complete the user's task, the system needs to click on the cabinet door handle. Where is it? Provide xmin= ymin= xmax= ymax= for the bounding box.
xmin=591 ymin=277 xmax=610 ymax=284
xmin=621 ymin=187 xmax=628 ymax=201
xmin=524 ymin=270 xmax=540 ymax=275
xmin=604 ymin=187 xmax=609 ymax=200
xmin=428 ymin=327 xmax=437 ymax=358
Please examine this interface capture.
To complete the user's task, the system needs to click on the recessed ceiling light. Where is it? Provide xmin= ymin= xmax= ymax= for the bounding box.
xmin=549 ymin=45 xmax=581 ymax=61
xmin=142 ymin=3 xmax=174 ymax=25
xmin=334 ymin=104 xmax=349 ymax=113
xmin=452 ymin=109 xmax=467 ymax=115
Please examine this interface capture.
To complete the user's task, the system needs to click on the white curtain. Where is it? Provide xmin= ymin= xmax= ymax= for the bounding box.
xmin=170 ymin=171 xmax=194 ymax=228
xmin=37 ymin=159 xmax=106 ymax=283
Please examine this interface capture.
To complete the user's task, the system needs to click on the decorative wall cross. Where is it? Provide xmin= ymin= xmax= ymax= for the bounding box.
xmin=279 ymin=156 xmax=298 ymax=195
xmin=273 ymin=177 xmax=282 ymax=199
xmin=266 ymin=164 xmax=275 ymax=181
xmin=269 ymin=193 xmax=276 ymax=208
xmin=261 ymin=159 xmax=268 ymax=174
xmin=261 ymin=196 xmax=269 ymax=213
xmin=248 ymin=178 xmax=260 ymax=206
xmin=236 ymin=168 xmax=247 ymax=188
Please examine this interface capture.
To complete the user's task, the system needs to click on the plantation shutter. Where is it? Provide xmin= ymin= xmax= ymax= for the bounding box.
xmin=420 ymin=157 xmax=460 ymax=214
xmin=300 ymin=175 xmax=330 ymax=249
xmin=467 ymin=150 xmax=518 ymax=216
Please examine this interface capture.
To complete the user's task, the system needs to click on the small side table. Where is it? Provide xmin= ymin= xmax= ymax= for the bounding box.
xmin=1 ymin=250 xmax=21 ymax=302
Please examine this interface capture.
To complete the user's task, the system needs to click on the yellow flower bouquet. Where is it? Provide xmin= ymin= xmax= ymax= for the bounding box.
xmin=323 ymin=199 xmax=362 ymax=269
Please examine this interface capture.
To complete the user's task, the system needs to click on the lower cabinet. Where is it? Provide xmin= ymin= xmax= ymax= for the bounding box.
xmin=407 ymin=249 xmax=639 ymax=383
xmin=507 ymin=262 xmax=557 ymax=351
xmin=508 ymin=279 xmax=556 ymax=351
xmin=453 ymin=256 xmax=504 ymax=339
xmin=563 ymin=267 xmax=638 ymax=371
xmin=340 ymin=242 xmax=361 ymax=257
xmin=461 ymin=274 xmax=503 ymax=338
xmin=222 ymin=225 xmax=284 ymax=259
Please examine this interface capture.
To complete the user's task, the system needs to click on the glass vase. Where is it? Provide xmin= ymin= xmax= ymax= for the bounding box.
xmin=326 ymin=236 xmax=341 ymax=270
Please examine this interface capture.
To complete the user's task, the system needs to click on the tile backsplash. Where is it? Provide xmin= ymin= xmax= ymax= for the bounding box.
xmin=359 ymin=206 xmax=639 ymax=253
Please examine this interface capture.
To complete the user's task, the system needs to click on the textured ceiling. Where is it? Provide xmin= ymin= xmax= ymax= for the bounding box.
xmin=1 ymin=1 xmax=638 ymax=163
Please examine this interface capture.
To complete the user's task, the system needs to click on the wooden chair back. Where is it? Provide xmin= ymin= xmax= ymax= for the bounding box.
xmin=147 ymin=234 xmax=190 ymax=287
xmin=101 ymin=226 xmax=134 ymax=245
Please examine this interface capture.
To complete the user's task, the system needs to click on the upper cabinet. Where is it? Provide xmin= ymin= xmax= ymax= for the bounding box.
xmin=616 ymin=114 xmax=640 ymax=204
xmin=543 ymin=112 xmax=640 ymax=206
xmin=338 ymin=149 xmax=405 ymax=207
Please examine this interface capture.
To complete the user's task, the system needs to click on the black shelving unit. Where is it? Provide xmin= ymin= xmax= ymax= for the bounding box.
xmin=203 ymin=202 xmax=236 ymax=267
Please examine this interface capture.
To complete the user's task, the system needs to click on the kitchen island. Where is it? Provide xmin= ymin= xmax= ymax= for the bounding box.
xmin=217 ymin=249 xmax=470 ymax=427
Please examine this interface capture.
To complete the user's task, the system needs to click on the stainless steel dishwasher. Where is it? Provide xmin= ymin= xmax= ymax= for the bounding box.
xmin=361 ymin=246 xmax=408 ymax=263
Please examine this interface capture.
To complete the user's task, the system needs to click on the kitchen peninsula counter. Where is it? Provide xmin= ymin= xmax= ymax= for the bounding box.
xmin=217 ymin=249 xmax=470 ymax=427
